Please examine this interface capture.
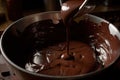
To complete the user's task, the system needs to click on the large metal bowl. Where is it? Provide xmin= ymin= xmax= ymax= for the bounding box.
xmin=0 ymin=11 xmax=120 ymax=80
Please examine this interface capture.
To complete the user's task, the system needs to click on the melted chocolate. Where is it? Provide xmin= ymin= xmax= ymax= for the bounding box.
xmin=25 ymin=41 xmax=98 ymax=76
xmin=23 ymin=0 xmax=120 ymax=76
xmin=23 ymin=18 xmax=120 ymax=76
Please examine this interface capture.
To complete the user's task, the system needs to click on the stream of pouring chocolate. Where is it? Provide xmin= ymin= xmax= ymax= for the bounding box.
xmin=61 ymin=0 xmax=85 ymax=58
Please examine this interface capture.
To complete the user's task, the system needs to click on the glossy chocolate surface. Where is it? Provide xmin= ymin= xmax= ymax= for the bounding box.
xmin=24 ymin=19 xmax=120 ymax=76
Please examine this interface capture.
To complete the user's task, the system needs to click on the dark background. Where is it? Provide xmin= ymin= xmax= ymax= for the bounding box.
xmin=22 ymin=0 xmax=120 ymax=11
